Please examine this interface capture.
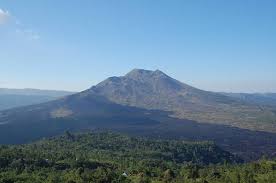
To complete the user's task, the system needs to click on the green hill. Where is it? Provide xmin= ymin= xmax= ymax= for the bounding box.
xmin=0 ymin=132 xmax=242 ymax=183
xmin=0 ymin=132 xmax=275 ymax=183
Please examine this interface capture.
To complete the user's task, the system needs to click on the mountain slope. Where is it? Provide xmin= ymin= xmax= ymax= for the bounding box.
xmin=90 ymin=69 xmax=276 ymax=132
xmin=0 ymin=93 xmax=163 ymax=144
xmin=0 ymin=88 xmax=74 ymax=111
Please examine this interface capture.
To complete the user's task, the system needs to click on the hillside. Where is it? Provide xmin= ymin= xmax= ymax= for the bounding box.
xmin=0 ymin=132 xmax=242 ymax=183
xmin=0 ymin=88 xmax=74 ymax=111
xmin=1 ymin=132 xmax=276 ymax=183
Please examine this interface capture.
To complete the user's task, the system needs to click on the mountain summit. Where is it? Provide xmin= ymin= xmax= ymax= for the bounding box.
xmin=125 ymin=69 xmax=170 ymax=80
xmin=93 ymin=69 xmax=186 ymax=96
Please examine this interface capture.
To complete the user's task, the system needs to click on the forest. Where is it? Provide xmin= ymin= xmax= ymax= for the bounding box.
xmin=0 ymin=132 xmax=275 ymax=183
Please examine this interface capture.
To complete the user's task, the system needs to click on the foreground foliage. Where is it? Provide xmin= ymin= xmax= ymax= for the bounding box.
xmin=0 ymin=132 xmax=275 ymax=183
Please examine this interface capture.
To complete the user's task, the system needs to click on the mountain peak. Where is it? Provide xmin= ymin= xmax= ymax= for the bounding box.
xmin=125 ymin=69 xmax=168 ymax=80
xmin=153 ymin=69 xmax=168 ymax=77
xmin=125 ymin=68 xmax=153 ymax=76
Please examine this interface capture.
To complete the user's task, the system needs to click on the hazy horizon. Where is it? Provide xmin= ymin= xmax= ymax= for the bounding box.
xmin=1 ymin=68 xmax=276 ymax=94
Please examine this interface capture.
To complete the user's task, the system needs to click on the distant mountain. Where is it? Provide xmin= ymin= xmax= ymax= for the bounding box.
xmin=221 ymin=92 xmax=276 ymax=107
xmin=0 ymin=88 xmax=75 ymax=110
xmin=0 ymin=88 xmax=75 ymax=97
xmin=1 ymin=69 xmax=276 ymax=160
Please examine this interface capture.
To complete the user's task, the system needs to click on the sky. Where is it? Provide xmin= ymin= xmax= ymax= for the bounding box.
xmin=0 ymin=0 xmax=275 ymax=93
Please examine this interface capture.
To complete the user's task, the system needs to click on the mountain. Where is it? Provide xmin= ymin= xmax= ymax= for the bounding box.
xmin=1 ymin=69 xmax=276 ymax=160
xmin=221 ymin=92 xmax=276 ymax=107
xmin=90 ymin=69 xmax=276 ymax=132
xmin=0 ymin=88 xmax=74 ymax=111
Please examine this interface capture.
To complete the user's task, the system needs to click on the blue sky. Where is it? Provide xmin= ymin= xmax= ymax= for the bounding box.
xmin=0 ymin=0 xmax=275 ymax=92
